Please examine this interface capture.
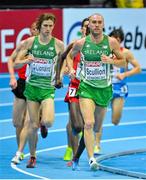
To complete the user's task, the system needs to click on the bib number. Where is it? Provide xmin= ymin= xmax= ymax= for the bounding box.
xmin=69 ymin=87 xmax=76 ymax=97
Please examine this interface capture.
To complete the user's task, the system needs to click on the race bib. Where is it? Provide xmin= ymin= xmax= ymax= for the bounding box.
xmin=69 ymin=87 xmax=77 ymax=97
xmin=85 ymin=63 xmax=107 ymax=80
xmin=121 ymin=85 xmax=128 ymax=93
xmin=31 ymin=61 xmax=52 ymax=77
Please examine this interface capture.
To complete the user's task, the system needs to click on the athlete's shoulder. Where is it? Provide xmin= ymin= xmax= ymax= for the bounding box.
xmin=74 ymin=37 xmax=86 ymax=48
xmin=54 ymin=37 xmax=64 ymax=53
xmin=21 ymin=36 xmax=35 ymax=49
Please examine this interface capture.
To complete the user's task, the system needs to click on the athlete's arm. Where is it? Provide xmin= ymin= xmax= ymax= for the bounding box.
xmin=101 ymin=37 xmax=125 ymax=67
xmin=7 ymin=55 xmax=17 ymax=89
xmin=14 ymin=37 xmax=34 ymax=69
xmin=117 ymin=49 xmax=141 ymax=80
xmin=7 ymin=41 xmax=25 ymax=89
xmin=54 ymin=39 xmax=65 ymax=88
xmin=67 ymin=39 xmax=84 ymax=79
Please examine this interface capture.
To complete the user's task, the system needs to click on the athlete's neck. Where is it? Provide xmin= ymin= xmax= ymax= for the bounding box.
xmin=38 ymin=34 xmax=52 ymax=45
xmin=90 ymin=33 xmax=103 ymax=44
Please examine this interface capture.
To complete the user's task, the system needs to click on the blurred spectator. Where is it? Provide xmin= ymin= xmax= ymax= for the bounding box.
xmin=115 ymin=0 xmax=146 ymax=8
xmin=90 ymin=0 xmax=117 ymax=7
xmin=89 ymin=0 xmax=146 ymax=7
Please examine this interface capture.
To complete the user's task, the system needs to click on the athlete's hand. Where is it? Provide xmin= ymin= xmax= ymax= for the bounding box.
xmin=55 ymin=79 xmax=63 ymax=89
xmin=26 ymin=54 xmax=35 ymax=64
xmin=116 ymin=73 xmax=126 ymax=80
xmin=101 ymin=54 xmax=113 ymax=64
xmin=9 ymin=77 xmax=17 ymax=89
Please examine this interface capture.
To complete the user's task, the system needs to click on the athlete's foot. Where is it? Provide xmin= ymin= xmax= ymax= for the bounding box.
xmin=19 ymin=152 xmax=25 ymax=161
xmin=89 ymin=157 xmax=99 ymax=171
xmin=11 ymin=151 xmax=23 ymax=164
xmin=63 ymin=147 xmax=72 ymax=161
xmin=26 ymin=157 xmax=36 ymax=168
xmin=67 ymin=161 xmax=73 ymax=167
xmin=40 ymin=125 xmax=48 ymax=138
xmin=94 ymin=145 xmax=101 ymax=155
xmin=72 ymin=158 xmax=80 ymax=171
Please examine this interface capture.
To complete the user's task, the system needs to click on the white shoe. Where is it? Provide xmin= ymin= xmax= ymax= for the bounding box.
xmin=11 ymin=151 xmax=21 ymax=164
xmin=89 ymin=157 xmax=99 ymax=171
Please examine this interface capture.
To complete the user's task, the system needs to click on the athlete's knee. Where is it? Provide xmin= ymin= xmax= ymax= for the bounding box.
xmin=112 ymin=118 xmax=120 ymax=125
xmin=44 ymin=120 xmax=54 ymax=128
xmin=30 ymin=121 xmax=39 ymax=131
xmin=84 ymin=121 xmax=94 ymax=130
xmin=94 ymin=127 xmax=100 ymax=133
xmin=93 ymin=123 xmax=103 ymax=133
xmin=72 ymin=126 xmax=82 ymax=134
xmin=13 ymin=120 xmax=23 ymax=128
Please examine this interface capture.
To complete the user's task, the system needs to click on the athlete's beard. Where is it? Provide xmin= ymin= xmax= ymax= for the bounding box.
xmin=92 ymin=31 xmax=100 ymax=39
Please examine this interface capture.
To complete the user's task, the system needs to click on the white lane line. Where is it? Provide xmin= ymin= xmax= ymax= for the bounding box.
xmin=11 ymin=163 xmax=50 ymax=180
xmin=0 ymin=87 xmax=11 ymax=91
xmin=101 ymin=135 xmax=146 ymax=143
xmin=0 ymin=118 xmax=12 ymax=123
xmin=128 ymin=93 xmax=146 ymax=97
xmin=128 ymin=82 xmax=146 ymax=86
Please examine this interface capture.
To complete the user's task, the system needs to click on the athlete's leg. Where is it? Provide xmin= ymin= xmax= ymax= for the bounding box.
xmin=70 ymin=102 xmax=84 ymax=134
xmin=111 ymin=97 xmax=125 ymax=125
xmin=41 ymin=98 xmax=55 ymax=128
xmin=17 ymin=110 xmax=30 ymax=152
xmin=79 ymin=98 xmax=95 ymax=159
xmin=27 ymin=100 xmax=40 ymax=158
xmin=64 ymin=121 xmax=73 ymax=161
xmin=12 ymin=100 xmax=38 ymax=165
xmin=69 ymin=101 xmax=84 ymax=156
xmin=94 ymin=106 xmax=107 ymax=153
xmin=64 ymin=120 xmax=78 ymax=161
xmin=13 ymin=97 xmax=27 ymax=146
xmin=72 ymin=130 xmax=85 ymax=170
xmin=73 ymin=130 xmax=85 ymax=160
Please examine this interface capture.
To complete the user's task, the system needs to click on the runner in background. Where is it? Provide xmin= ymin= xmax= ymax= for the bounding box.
xmin=109 ymin=28 xmax=141 ymax=125
xmin=8 ymin=21 xmax=39 ymax=164
xmin=63 ymin=18 xmax=89 ymax=161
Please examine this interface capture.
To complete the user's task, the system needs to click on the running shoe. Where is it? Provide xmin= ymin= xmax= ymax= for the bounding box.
xmin=72 ymin=159 xmax=80 ymax=171
xmin=63 ymin=147 xmax=72 ymax=161
xmin=89 ymin=157 xmax=99 ymax=171
xmin=26 ymin=157 xmax=36 ymax=168
xmin=19 ymin=152 xmax=25 ymax=161
xmin=11 ymin=151 xmax=22 ymax=164
xmin=67 ymin=161 xmax=73 ymax=167
xmin=94 ymin=145 xmax=101 ymax=155
xmin=40 ymin=125 xmax=48 ymax=138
